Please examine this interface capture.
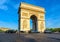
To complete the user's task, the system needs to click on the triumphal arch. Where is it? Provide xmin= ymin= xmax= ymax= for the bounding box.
xmin=18 ymin=2 xmax=45 ymax=33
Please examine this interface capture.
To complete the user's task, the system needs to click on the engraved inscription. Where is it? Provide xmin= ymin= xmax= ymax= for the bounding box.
xmin=22 ymin=12 xmax=28 ymax=17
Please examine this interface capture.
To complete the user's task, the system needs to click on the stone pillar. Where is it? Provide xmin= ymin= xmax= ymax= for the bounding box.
xmin=38 ymin=21 xmax=45 ymax=33
xmin=20 ymin=19 xmax=30 ymax=33
xmin=38 ymin=20 xmax=41 ymax=32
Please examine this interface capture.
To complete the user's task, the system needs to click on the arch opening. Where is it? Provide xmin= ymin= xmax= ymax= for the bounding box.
xmin=30 ymin=15 xmax=38 ymax=32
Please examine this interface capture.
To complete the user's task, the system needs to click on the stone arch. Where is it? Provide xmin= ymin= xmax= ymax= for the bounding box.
xmin=19 ymin=2 xmax=45 ymax=33
xmin=30 ymin=15 xmax=38 ymax=32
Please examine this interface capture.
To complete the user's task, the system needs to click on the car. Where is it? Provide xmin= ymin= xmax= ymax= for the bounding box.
xmin=44 ymin=30 xmax=52 ymax=34
xmin=54 ymin=31 xmax=60 ymax=34
xmin=28 ymin=30 xmax=40 ymax=33
xmin=5 ymin=30 xmax=16 ymax=33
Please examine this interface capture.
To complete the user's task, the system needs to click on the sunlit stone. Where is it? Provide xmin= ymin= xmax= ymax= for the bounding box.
xmin=18 ymin=2 xmax=45 ymax=33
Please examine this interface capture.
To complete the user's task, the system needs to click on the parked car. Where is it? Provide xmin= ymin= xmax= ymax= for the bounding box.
xmin=5 ymin=30 xmax=16 ymax=33
xmin=54 ymin=31 xmax=60 ymax=34
xmin=44 ymin=30 xmax=52 ymax=34
xmin=28 ymin=30 xmax=40 ymax=33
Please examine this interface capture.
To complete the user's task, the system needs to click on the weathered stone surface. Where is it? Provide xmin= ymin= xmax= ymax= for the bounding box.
xmin=18 ymin=2 xmax=45 ymax=33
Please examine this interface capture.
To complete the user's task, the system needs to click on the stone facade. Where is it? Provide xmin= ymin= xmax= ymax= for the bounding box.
xmin=18 ymin=2 xmax=45 ymax=33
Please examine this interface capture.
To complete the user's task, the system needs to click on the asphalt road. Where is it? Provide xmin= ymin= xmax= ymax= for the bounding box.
xmin=0 ymin=33 xmax=60 ymax=42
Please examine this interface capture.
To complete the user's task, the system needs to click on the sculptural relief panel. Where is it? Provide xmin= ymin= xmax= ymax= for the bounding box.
xmin=23 ymin=19 xmax=27 ymax=29
xmin=22 ymin=19 xmax=30 ymax=31
xmin=21 ymin=9 xmax=29 ymax=18
xmin=37 ymin=13 xmax=44 ymax=20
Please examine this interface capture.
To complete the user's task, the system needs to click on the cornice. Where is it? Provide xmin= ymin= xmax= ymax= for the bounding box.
xmin=20 ymin=2 xmax=45 ymax=13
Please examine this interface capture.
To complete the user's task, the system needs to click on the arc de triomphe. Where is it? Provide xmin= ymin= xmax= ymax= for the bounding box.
xmin=18 ymin=2 xmax=45 ymax=33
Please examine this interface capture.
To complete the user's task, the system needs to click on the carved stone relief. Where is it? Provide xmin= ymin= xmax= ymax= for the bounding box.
xmin=23 ymin=20 xmax=27 ymax=29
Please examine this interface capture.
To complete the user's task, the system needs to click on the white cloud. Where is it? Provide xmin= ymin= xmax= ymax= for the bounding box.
xmin=0 ymin=0 xmax=9 ymax=10
xmin=0 ymin=0 xmax=20 ymax=10
xmin=0 ymin=5 xmax=8 ymax=10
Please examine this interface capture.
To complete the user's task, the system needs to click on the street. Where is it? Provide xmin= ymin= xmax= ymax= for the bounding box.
xmin=0 ymin=33 xmax=60 ymax=42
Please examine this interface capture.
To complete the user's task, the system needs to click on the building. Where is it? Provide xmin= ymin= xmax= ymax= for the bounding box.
xmin=18 ymin=2 xmax=45 ymax=33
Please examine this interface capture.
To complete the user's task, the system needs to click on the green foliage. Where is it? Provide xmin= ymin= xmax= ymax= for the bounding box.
xmin=46 ymin=28 xmax=60 ymax=32
xmin=0 ymin=30 xmax=4 ymax=32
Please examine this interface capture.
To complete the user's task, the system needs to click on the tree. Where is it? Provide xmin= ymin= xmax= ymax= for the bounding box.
xmin=0 ymin=30 xmax=4 ymax=32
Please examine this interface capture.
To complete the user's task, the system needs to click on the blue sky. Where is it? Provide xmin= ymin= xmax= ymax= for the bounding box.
xmin=0 ymin=0 xmax=60 ymax=30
